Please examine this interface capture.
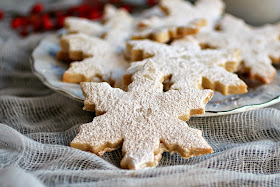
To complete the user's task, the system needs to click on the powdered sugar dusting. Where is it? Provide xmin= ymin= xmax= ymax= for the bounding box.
xmin=62 ymin=33 xmax=129 ymax=85
xmin=64 ymin=17 xmax=104 ymax=36
xmin=60 ymin=5 xmax=135 ymax=85
xmin=65 ymin=4 xmax=134 ymax=50
xmin=132 ymin=0 xmax=224 ymax=42
xmin=194 ymin=14 xmax=280 ymax=83
xmin=126 ymin=39 xmax=247 ymax=95
xmin=71 ymin=62 xmax=213 ymax=170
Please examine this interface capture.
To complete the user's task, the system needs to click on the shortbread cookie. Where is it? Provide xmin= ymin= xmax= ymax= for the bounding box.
xmin=132 ymin=0 xmax=224 ymax=43
xmin=125 ymin=39 xmax=247 ymax=95
xmin=61 ymin=33 xmax=129 ymax=86
xmin=58 ymin=4 xmax=134 ymax=62
xmin=71 ymin=62 xmax=213 ymax=170
xmin=100 ymin=4 xmax=135 ymax=47
xmin=194 ymin=14 xmax=280 ymax=84
xmin=65 ymin=4 xmax=134 ymax=44
xmin=59 ymin=5 xmax=136 ymax=86
xmin=171 ymin=37 xmax=241 ymax=72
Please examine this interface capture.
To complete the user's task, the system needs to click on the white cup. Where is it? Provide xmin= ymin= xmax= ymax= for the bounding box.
xmin=224 ymin=0 xmax=280 ymax=26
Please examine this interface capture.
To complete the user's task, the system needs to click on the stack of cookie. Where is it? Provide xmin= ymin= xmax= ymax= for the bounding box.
xmin=57 ymin=0 xmax=280 ymax=170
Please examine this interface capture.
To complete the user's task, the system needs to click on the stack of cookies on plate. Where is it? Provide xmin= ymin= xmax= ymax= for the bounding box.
xmin=57 ymin=0 xmax=280 ymax=170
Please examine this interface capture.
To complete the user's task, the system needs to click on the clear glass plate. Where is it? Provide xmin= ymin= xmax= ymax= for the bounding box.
xmin=31 ymin=33 xmax=280 ymax=117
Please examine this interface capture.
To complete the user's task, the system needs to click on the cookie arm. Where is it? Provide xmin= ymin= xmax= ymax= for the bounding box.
xmin=161 ymin=118 xmax=213 ymax=159
xmin=268 ymin=42 xmax=280 ymax=64
xmin=81 ymin=82 xmax=124 ymax=113
xmin=71 ymin=112 xmax=122 ymax=156
xmin=64 ymin=17 xmax=104 ymax=36
xmin=169 ymin=64 xmax=247 ymax=95
xmin=194 ymin=48 xmax=242 ymax=72
xmin=201 ymin=65 xmax=248 ymax=95
xmin=63 ymin=58 xmax=103 ymax=83
xmin=195 ymin=0 xmax=224 ymax=29
xmin=121 ymin=134 xmax=161 ymax=170
xmin=60 ymin=33 xmax=109 ymax=61
xmin=242 ymin=54 xmax=277 ymax=84
xmin=162 ymin=88 xmax=213 ymax=121
xmin=126 ymin=40 xmax=167 ymax=61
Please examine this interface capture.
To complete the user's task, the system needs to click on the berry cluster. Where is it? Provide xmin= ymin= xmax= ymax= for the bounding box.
xmin=0 ymin=0 xmax=158 ymax=37
xmin=0 ymin=10 xmax=4 ymax=20
xmin=10 ymin=2 xmax=104 ymax=36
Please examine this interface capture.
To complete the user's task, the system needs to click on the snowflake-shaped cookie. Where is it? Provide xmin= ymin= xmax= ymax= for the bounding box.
xmin=194 ymin=14 xmax=280 ymax=83
xmin=64 ymin=4 xmax=134 ymax=47
xmin=132 ymin=0 xmax=224 ymax=43
xmin=61 ymin=33 xmax=128 ymax=86
xmin=71 ymin=62 xmax=213 ymax=170
xmin=58 ymin=6 xmax=135 ymax=86
xmin=57 ymin=4 xmax=134 ymax=63
xmin=125 ymin=39 xmax=247 ymax=95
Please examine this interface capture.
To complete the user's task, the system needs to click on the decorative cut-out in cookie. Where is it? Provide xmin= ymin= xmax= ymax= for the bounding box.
xmin=132 ymin=0 xmax=224 ymax=43
xmin=125 ymin=39 xmax=247 ymax=95
xmin=61 ymin=33 xmax=128 ymax=86
xmin=71 ymin=62 xmax=213 ymax=170
xmin=194 ymin=14 xmax=280 ymax=84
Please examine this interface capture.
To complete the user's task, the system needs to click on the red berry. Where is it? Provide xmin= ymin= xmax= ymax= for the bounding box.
xmin=32 ymin=20 xmax=42 ymax=31
xmin=78 ymin=14 xmax=87 ymax=19
xmin=55 ymin=11 xmax=64 ymax=18
xmin=56 ymin=18 xmax=65 ymax=28
xmin=78 ymin=4 xmax=90 ymax=13
xmin=45 ymin=22 xmax=53 ymax=30
xmin=40 ymin=14 xmax=53 ymax=30
xmin=0 ymin=10 xmax=4 ymax=20
xmin=42 ymin=13 xmax=50 ymax=20
xmin=11 ymin=17 xmax=22 ymax=29
xmin=30 ymin=14 xmax=42 ymax=31
xmin=29 ymin=14 xmax=39 ymax=24
xmin=89 ymin=11 xmax=101 ymax=20
xmin=31 ymin=3 xmax=44 ymax=14
xmin=20 ymin=17 xmax=29 ymax=26
xmin=46 ymin=21 xmax=53 ymax=29
xmin=55 ymin=12 xmax=66 ymax=28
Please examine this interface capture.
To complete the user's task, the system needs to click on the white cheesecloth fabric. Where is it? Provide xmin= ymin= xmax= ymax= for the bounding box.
xmin=1 ymin=2 xmax=280 ymax=187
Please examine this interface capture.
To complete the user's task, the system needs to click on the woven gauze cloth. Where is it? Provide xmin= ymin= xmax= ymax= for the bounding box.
xmin=1 ymin=34 xmax=280 ymax=187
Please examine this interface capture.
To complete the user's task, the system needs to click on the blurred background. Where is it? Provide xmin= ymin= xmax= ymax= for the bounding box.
xmin=223 ymin=0 xmax=280 ymax=26
xmin=0 ymin=0 xmax=279 ymax=39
